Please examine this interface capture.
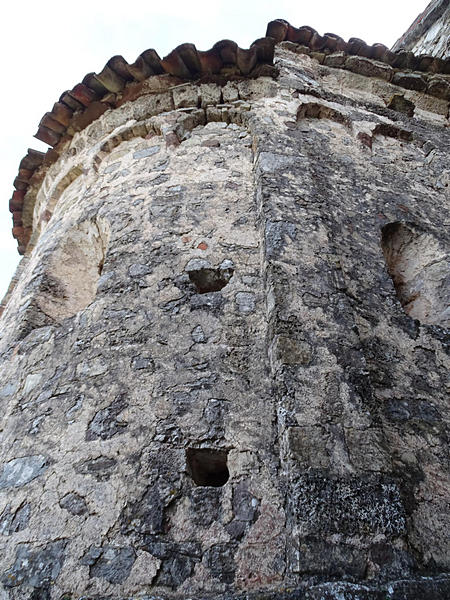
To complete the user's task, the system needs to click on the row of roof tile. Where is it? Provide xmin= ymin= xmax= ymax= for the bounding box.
xmin=9 ymin=20 xmax=450 ymax=254
xmin=34 ymin=37 xmax=275 ymax=148
xmin=267 ymin=20 xmax=450 ymax=73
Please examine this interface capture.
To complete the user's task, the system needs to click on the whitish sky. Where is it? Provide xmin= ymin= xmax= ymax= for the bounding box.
xmin=0 ymin=0 xmax=428 ymax=300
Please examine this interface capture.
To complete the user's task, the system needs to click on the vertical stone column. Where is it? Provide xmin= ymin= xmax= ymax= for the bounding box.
xmin=253 ymin=100 xmax=409 ymax=580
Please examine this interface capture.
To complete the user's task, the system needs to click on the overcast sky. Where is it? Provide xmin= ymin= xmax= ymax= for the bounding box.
xmin=0 ymin=0 xmax=428 ymax=301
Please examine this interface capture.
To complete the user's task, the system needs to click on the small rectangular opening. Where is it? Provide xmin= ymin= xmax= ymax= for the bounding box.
xmin=186 ymin=448 xmax=229 ymax=487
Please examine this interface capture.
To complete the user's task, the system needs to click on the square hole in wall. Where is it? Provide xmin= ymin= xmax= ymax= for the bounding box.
xmin=186 ymin=448 xmax=229 ymax=487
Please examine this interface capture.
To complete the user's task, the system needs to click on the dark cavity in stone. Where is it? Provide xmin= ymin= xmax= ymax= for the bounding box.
xmin=188 ymin=267 xmax=233 ymax=294
xmin=186 ymin=259 xmax=234 ymax=294
xmin=186 ymin=448 xmax=229 ymax=487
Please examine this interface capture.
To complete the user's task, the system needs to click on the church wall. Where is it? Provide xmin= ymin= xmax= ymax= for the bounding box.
xmin=0 ymin=43 xmax=449 ymax=600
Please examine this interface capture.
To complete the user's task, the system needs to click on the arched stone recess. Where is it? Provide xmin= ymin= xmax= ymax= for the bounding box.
xmin=381 ymin=221 xmax=449 ymax=327
xmin=35 ymin=217 xmax=110 ymax=323
xmin=294 ymin=97 xmax=415 ymax=149
xmin=1 ymin=173 xmax=87 ymax=337
xmin=90 ymin=100 xmax=257 ymax=172
xmin=296 ymin=101 xmax=352 ymax=129
xmin=31 ymin=164 xmax=84 ymax=246
xmin=2 ymin=81 xmax=281 ymax=350
xmin=1 ymin=80 xmax=277 ymax=336
xmin=0 ymin=217 xmax=110 ymax=346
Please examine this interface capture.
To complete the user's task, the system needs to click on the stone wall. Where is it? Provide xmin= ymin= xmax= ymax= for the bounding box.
xmin=392 ymin=0 xmax=450 ymax=59
xmin=0 ymin=42 xmax=449 ymax=600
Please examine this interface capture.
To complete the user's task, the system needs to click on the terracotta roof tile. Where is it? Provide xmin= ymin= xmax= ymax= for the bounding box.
xmin=59 ymin=91 xmax=85 ymax=112
xmin=266 ymin=19 xmax=289 ymax=42
xmin=70 ymin=101 xmax=110 ymax=132
xmin=34 ymin=125 xmax=62 ymax=146
xmin=289 ymin=25 xmax=315 ymax=46
xmin=252 ymin=37 xmax=276 ymax=62
xmin=69 ymin=83 xmax=99 ymax=107
xmin=39 ymin=113 xmax=67 ymax=135
xmin=50 ymin=102 xmax=74 ymax=127
xmin=9 ymin=191 xmax=25 ymax=213
xmin=161 ymin=47 xmax=193 ymax=78
xmin=177 ymin=44 xmax=203 ymax=75
xmin=82 ymin=72 xmax=110 ymax=96
xmin=95 ymin=65 xmax=127 ymax=93
xmin=126 ymin=56 xmax=153 ymax=82
xmin=323 ymin=33 xmax=347 ymax=53
xmin=197 ymin=49 xmax=222 ymax=75
xmin=19 ymin=149 xmax=45 ymax=170
xmin=12 ymin=179 xmax=27 ymax=192
xmin=107 ymin=56 xmax=135 ymax=82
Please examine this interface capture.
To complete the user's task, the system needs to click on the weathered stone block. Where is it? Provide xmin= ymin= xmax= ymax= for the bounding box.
xmin=172 ymin=84 xmax=199 ymax=109
xmin=392 ymin=71 xmax=428 ymax=91
xmin=345 ymin=55 xmax=394 ymax=81
xmin=324 ymin=51 xmax=347 ymax=67
xmin=200 ymin=83 xmax=222 ymax=106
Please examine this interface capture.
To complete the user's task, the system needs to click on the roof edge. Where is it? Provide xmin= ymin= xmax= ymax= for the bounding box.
xmin=8 ymin=19 xmax=450 ymax=255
